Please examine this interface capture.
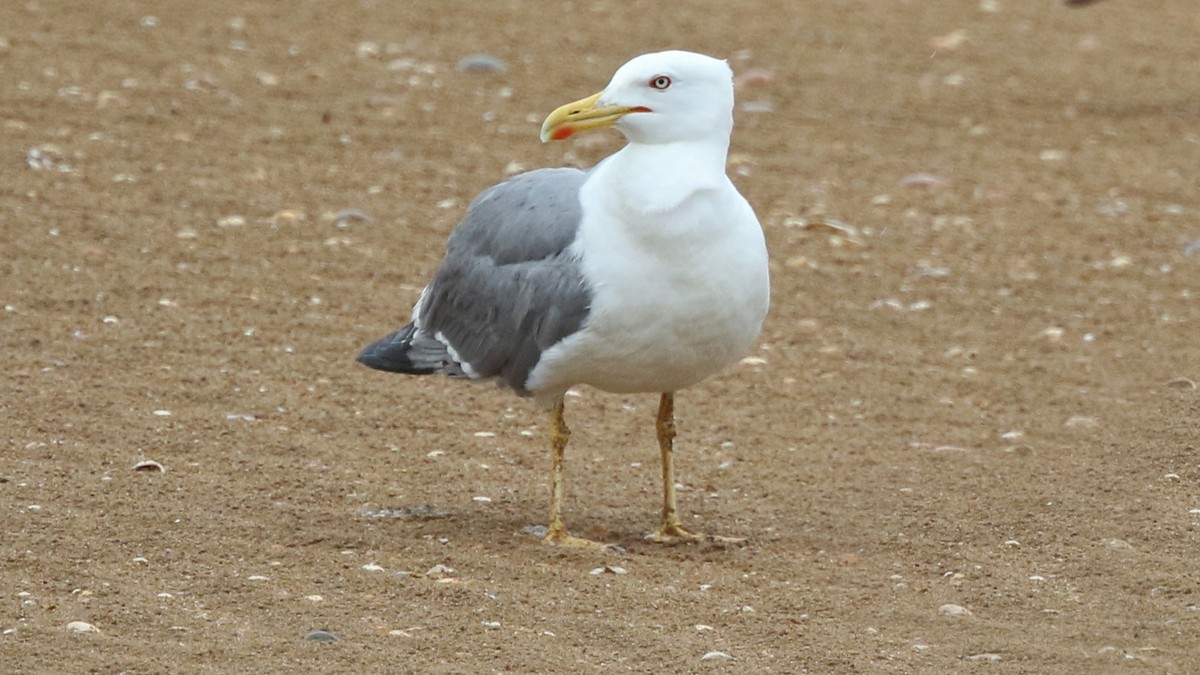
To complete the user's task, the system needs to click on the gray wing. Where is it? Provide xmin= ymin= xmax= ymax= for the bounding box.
xmin=359 ymin=168 xmax=591 ymax=395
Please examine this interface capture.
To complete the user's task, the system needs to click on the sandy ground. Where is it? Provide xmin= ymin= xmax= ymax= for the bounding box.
xmin=3 ymin=0 xmax=1200 ymax=672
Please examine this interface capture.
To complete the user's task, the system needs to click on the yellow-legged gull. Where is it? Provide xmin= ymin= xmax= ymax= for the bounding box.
xmin=358 ymin=50 xmax=770 ymax=549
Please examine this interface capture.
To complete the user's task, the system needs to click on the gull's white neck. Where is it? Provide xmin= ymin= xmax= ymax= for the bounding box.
xmin=592 ymin=136 xmax=731 ymax=214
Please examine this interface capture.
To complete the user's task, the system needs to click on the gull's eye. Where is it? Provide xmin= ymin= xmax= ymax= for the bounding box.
xmin=649 ymin=75 xmax=671 ymax=90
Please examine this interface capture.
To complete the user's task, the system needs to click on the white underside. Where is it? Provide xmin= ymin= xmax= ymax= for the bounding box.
xmin=525 ymin=142 xmax=770 ymax=406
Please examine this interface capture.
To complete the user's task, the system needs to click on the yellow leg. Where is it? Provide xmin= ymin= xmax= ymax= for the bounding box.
xmin=646 ymin=393 xmax=746 ymax=546
xmin=542 ymin=399 xmax=618 ymax=551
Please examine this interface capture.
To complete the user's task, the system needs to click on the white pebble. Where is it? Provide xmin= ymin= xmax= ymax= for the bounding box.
xmin=938 ymin=603 xmax=973 ymax=617
xmin=66 ymin=621 xmax=99 ymax=633
xmin=362 ymin=563 xmax=385 ymax=572
xmin=700 ymin=651 xmax=733 ymax=661
xmin=1064 ymin=415 xmax=1100 ymax=430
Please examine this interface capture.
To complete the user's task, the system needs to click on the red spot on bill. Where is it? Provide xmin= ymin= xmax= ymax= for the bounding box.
xmin=551 ymin=127 xmax=574 ymax=141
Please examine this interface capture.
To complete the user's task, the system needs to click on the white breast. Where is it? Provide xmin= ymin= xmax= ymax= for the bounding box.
xmin=525 ymin=162 xmax=770 ymax=403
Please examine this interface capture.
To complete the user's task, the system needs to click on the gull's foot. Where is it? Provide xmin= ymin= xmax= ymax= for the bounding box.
xmin=646 ymin=522 xmax=747 ymax=547
xmin=543 ymin=526 xmax=623 ymax=552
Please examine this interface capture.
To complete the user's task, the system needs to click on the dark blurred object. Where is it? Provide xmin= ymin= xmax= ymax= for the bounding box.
xmin=1065 ymin=0 xmax=1104 ymax=5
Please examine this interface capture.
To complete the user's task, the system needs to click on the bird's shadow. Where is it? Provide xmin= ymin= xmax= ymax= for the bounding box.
xmin=362 ymin=501 xmax=751 ymax=556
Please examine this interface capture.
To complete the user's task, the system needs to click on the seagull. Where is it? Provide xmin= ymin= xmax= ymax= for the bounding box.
xmin=358 ymin=50 xmax=770 ymax=549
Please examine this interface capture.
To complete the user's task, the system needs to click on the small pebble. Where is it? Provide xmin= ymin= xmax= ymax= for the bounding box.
xmin=361 ymin=563 xmax=384 ymax=572
xmin=1064 ymin=415 xmax=1100 ymax=430
xmin=738 ymin=100 xmax=774 ymax=113
xmin=1165 ymin=377 xmax=1197 ymax=390
xmin=899 ymin=172 xmax=948 ymax=188
xmin=456 ymin=54 xmax=507 ymax=74
xmin=523 ymin=524 xmax=549 ymax=538
xmin=304 ymin=630 xmax=339 ymax=642
xmin=65 ymin=621 xmax=99 ymax=633
xmin=132 ymin=460 xmax=165 ymax=472
xmin=332 ymin=209 xmax=373 ymax=228
xmin=929 ymin=29 xmax=969 ymax=51
xmin=361 ymin=504 xmax=449 ymax=520
xmin=700 ymin=651 xmax=733 ymax=662
xmin=938 ymin=603 xmax=973 ymax=618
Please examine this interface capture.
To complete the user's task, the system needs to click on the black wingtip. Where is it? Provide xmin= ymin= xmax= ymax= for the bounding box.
xmin=356 ymin=328 xmax=438 ymax=375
